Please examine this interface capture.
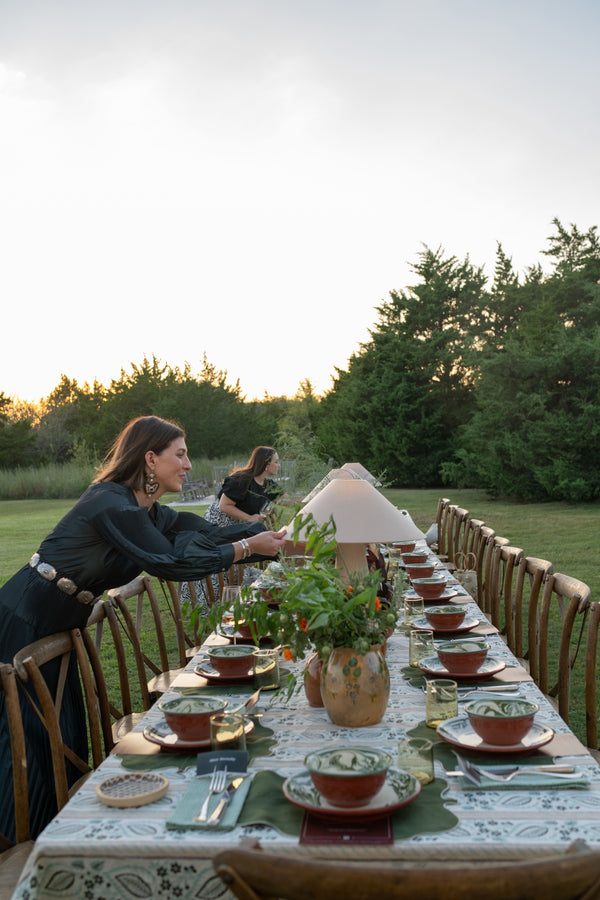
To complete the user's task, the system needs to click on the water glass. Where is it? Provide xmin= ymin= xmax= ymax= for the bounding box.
xmin=409 ymin=628 xmax=435 ymax=667
xmin=210 ymin=712 xmax=247 ymax=751
xmin=397 ymin=737 xmax=434 ymax=785
xmin=426 ymin=678 xmax=458 ymax=727
xmin=253 ymin=648 xmax=280 ymax=690
xmin=404 ymin=596 xmax=425 ymax=624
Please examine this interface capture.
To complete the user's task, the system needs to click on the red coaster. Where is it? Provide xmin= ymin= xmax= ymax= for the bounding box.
xmin=300 ymin=812 xmax=393 ymax=845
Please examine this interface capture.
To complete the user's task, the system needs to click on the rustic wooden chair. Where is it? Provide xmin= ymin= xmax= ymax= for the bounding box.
xmin=89 ymin=598 xmax=152 ymax=741
xmin=0 ymin=663 xmax=34 ymax=898
xmin=460 ymin=517 xmax=485 ymax=557
xmin=531 ymin=571 xmax=591 ymax=726
xmin=434 ymin=497 xmax=452 ymax=559
xmin=107 ymin=575 xmax=188 ymax=698
xmin=445 ymin=506 xmax=469 ymax=566
xmin=13 ymin=628 xmax=114 ymax=808
xmin=213 ymin=843 xmax=600 ymax=900
xmin=512 ymin=556 xmax=553 ymax=663
xmin=585 ymin=601 xmax=600 ymax=759
xmin=488 ymin=544 xmax=524 ymax=635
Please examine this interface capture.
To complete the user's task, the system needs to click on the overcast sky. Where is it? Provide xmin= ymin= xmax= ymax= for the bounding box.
xmin=1 ymin=0 xmax=598 ymax=403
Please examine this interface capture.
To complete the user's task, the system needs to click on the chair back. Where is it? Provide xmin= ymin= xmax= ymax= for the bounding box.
xmin=513 ymin=556 xmax=553 ymax=661
xmin=0 ymin=663 xmax=29 ymax=847
xmin=446 ymin=506 xmax=469 ymax=566
xmin=435 ymin=498 xmax=452 ymax=559
xmin=585 ymin=602 xmax=600 ymax=754
xmin=213 ymin=844 xmax=600 ymax=900
xmin=489 ymin=544 xmax=524 ymax=635
xmin=13 ymin=628 xmax=114 ymax=810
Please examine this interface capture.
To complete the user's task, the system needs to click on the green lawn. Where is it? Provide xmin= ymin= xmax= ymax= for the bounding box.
xmin=1 ymin=491 xmax=598 ymax=744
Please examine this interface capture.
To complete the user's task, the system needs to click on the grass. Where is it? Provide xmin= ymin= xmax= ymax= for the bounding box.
xmin=1 ymin=490 xmax=598 ymax=744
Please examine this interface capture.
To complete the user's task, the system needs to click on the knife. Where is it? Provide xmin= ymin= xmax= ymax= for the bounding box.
xmin=206 ymin=777 xmax=245 ymax=826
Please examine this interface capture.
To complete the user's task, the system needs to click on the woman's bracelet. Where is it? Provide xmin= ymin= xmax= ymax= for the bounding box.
xmin=239 ymin=538 xmax=251 ymax=559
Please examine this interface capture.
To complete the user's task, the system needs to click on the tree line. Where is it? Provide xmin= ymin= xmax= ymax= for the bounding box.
xmin=2 ymin=218 xmax=599 ymax=502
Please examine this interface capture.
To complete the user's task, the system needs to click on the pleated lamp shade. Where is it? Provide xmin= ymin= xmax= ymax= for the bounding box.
xmin=285 ymin=479 xmax=426 ymax=577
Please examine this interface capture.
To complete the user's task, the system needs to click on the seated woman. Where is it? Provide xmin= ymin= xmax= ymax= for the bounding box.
xmin=182 ymin=447 xmax=283 ymax=609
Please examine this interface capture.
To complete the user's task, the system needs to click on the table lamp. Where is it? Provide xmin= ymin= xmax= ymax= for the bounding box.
xmin=302 ymin=467 xmax=362 ymax=504
xmin=286 ymin=479 xmax=425 ymax=578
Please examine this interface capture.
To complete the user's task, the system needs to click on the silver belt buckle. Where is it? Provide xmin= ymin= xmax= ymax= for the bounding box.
xmin=57 ymin=577 xmax=78 ymax=596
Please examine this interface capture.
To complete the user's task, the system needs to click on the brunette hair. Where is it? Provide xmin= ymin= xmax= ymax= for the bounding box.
xmin=94 ymin=416 xmax=185 ymax=490
xmin=231 ymin=446 xmax=277 ymax=481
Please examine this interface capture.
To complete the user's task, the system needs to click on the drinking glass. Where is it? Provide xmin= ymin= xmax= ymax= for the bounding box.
xmin=397 ymin=737 xmax=434 ymax=785
xmin=404 ymin=596 xmax=425 ymax=624
xmin=253 ymin=648 xmax=280 ymax=690
xmin=426 ymin=678 xmax=458 ymax=727
xmin=210 ymin=712 xmax=247 ymax=751
xmin=409 ymin=628 xmax=434 ymax=667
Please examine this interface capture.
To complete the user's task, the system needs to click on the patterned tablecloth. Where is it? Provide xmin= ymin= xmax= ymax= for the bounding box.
xmin=12 ymin=554 xmax=600 ymax=900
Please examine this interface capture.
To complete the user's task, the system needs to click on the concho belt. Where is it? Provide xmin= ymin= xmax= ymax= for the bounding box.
xmin=29 ymin=552 xmax=98 ymax=605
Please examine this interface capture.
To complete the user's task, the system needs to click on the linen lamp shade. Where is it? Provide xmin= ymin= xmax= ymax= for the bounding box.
xmin=285 ymin=478 xmax=425 ymax=577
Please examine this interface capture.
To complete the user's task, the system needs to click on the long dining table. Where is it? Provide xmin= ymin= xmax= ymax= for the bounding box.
xmin=11 ymin=544 xmax=600 ymax=900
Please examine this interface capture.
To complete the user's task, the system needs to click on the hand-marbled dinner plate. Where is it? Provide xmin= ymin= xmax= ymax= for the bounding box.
xmin=144 ymin=715 xmax=254 ymax=751
xmin=417 ymin=656 xmax=506 ymax=679
xmin=436 ymin=715 xmax=554 ymax=754
xmin=410 ymin=615 xmax=480 ymax=635
xmin=283 ymin=767 xmax=421 ymax=821
xmin=194 ymin=661 xmax=255 ymax=684
xmin=403 ymin=588 xmax=459 ymax=603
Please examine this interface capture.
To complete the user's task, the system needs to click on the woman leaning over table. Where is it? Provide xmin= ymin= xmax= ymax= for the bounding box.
xmin=0 ymin=415 xmax=287 ymax=841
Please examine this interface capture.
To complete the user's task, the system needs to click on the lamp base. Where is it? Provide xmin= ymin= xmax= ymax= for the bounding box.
xmin=335 ymin=543 xmax=369 ymax=581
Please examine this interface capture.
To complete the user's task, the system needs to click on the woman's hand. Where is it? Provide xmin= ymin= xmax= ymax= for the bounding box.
xmin=247 ymin=528 xmax=287 ymax=557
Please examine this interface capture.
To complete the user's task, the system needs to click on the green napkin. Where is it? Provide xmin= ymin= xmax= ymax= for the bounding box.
xmin=448 ymin=763 xmax=590 ymax=791
xmin=166 ymin=773 xmax=253 ymax=830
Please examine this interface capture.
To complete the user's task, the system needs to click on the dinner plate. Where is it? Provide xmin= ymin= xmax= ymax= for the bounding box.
xmin=282 ymin=767 xmax=421 ymax=822
xmin=403 ymin=588 xmax=459 ymax=603
xmin=417 ymin=656 xmax=506 ymax=679
xmin=436 ymin=715 xmax=554 ymax=754
xmin=194 ymin=661 xmax=255 ymax=684
xmin=410 ymin=615 xmax=480 ymax=635
xmin=143 ymin=715 xmax=255 ymax=751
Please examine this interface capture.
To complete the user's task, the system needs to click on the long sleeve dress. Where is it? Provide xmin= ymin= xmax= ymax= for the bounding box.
xmin=0 ymin=481 xmax=268 ymax=840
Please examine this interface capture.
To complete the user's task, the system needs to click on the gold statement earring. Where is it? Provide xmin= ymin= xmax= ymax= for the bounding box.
xmin=144 ymin=472 xmax=159 ymax=496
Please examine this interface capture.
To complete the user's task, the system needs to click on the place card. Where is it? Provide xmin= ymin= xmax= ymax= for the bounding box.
xmin=197 ymin=749 xmax=248 ymax=774
xmin=300 ymin=813 xmax=393 ymax=845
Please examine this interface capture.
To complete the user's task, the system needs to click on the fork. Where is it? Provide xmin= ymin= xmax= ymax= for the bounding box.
xmin=453 ymin=752 xmax=575 ymax=784
xmin=194 ymin=766 xmax=227 ymax=822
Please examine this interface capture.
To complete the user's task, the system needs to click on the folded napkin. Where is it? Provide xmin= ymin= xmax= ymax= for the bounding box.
xmin=451 ymin=764 xmax=590 ymax=791
xmin=166 ymin=773 xmax=253 ymax=830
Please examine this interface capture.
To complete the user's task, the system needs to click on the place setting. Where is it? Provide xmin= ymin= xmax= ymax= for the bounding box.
xmin=143 ymin=695 xmax=257 ymax=752
xmin=194 ymin=644 xmax=282 ymax=690
xmin=416 ymin=635 xmax=507 ymax=680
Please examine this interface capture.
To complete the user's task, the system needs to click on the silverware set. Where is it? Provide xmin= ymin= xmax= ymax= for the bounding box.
xmin=193 ymin=765 xmax=247 ymax=825
xmin=447 ymin=752 xmax=577 ymax=785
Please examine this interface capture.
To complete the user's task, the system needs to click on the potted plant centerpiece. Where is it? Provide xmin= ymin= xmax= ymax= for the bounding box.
xmin=210 ymin=514 xmax=399 ymax=727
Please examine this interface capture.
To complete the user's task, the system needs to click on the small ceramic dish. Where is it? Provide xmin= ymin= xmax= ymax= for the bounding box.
xmin=390 ymin=540 xmax=416 ymax=554
xmin=207 ymin=645 xmax=256 ymax=677
xmin=436 ymin=639 xmax=490 ymax=675
xmin=401 ymin=550 xmax=429 ymax=565
xmin=463 ymin=697 xmax=539 ymax=745
xmin=304 ymin=746 xmax=392 ymax=808
xmin=157 ymin=695 xmax=227 ymax=742
xmin=424 ymin=604 xmax=468 ymax=630
xmin=411 ymin=577 xmax=447 ymax=600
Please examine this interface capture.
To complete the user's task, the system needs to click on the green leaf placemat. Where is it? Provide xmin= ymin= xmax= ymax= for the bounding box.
xmin=119 ymin=717 xmax=276 ymax=773
xmin=238 ymin=770 xmax=458 ymax=840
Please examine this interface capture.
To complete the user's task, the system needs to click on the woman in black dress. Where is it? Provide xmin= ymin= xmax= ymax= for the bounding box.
xmin=0 ymin=416 xmax=286 ymax=839
xmin=207 ymin=446 xmax=282 ymax=527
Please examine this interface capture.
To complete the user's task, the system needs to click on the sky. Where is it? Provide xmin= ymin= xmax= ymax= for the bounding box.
xmin=1 ymin=0 xmax=599 ymax=404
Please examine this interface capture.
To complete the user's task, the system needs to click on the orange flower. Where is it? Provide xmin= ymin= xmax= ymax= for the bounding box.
xmin=346 ymin=586 xmax=354 ymax=596
xmin=374 ymin=597 xmax=381 ymax=611
xmin=298 ymin=618 xmax=308 ymax=632
xmin=283 ymin=647 xmax=294 ymax=661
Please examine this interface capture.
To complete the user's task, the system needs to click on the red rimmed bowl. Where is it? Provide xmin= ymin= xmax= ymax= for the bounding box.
xmin=411 ymin=577 xmax=447 ymax=600
xmin=402 ymin=550 xmax=429 ymax=565
xmin=207 ymin=645 xmax=256 ymax=677
xmin=305 ymin=746 xmax=392 ymax=808
xmin=391 ymin=540 xmax=416 ymax=554
xmin=436 ymin=639 xmax=490 ymax=675
xmin=464 ymin=697 xmax=539 ymax=745
xmin=405 ymin=562 xmax=436 ymax=580
xmin=424 ymin=604 xmax=468 ymax=630
xmin=158 ymin=695 xmax=227 ymax=742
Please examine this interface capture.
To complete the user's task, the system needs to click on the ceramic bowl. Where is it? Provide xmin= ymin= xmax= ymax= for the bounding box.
xmin=207 ymin=645 xmax=256 ymax=677
xmin=436 ymin=639 xmax=490 ymax=674
xmin=464 ymin=697 xmax=539 ymax=745
xmin=404 ymin=562 xmax=436 ymax=580
xmin=304 ymin=746 xmax=392 ymax=808
xmin=402 ymin=550 xmax=429 ymax=565
xmin=391 ymin=540 xmax=416 ymax=554
xmin=411 ymin=577 xmax=447 ymax=600
xmin=158 ymin=695 xmax=227 ymax=742
xmin=424 ymin=604 xmax=468 ymax=630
